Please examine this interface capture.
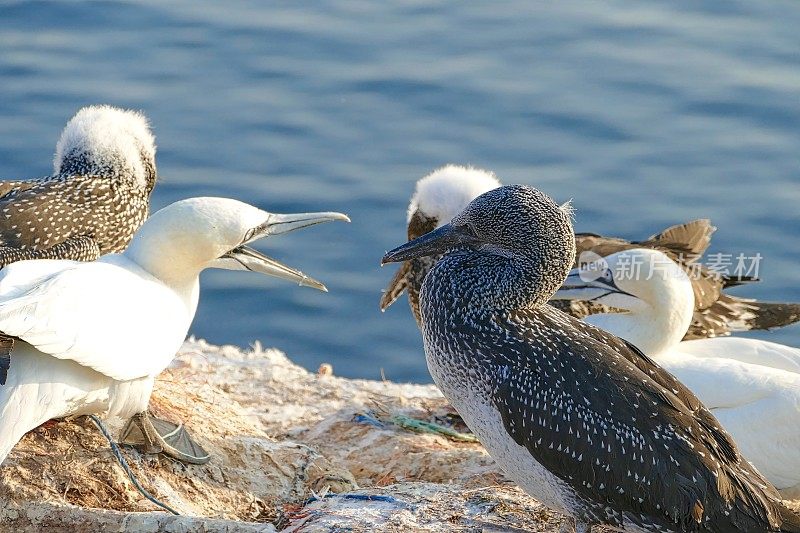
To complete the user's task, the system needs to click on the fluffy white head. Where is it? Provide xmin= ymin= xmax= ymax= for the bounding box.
xmin=53 ymin=105 xmax=157 ymax=190
xmin=407 ymin=165 xmax=501 ymax=225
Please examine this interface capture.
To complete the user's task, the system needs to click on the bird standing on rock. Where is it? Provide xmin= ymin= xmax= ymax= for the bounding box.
xmin=0 ymin=197 xmax=349 ymax=466
xmin=382 ymin=184 xmax=800 ymax=532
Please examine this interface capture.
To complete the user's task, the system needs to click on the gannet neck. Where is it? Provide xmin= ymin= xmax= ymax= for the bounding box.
xmin=53 ymin=105 xmax=157 ymax=192
xmin=585 ymin=249 xmax=695 ymax=355
xmin=407 ymin=165 xmax=501 ymax=226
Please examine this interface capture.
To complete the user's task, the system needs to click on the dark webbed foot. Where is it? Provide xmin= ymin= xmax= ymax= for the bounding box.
xmin=120 ymin=411 xmax=211 ymax=464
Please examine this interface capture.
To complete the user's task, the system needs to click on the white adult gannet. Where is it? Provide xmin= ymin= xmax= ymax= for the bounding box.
xmin=0 ymin=197 xmax=348 ymax=465
xmin=553 ymin=248 xmax=800 ymax=497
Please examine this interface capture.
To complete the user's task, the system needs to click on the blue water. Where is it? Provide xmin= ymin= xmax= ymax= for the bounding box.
xmin=1 ymin=1 xmax=798 ymax=382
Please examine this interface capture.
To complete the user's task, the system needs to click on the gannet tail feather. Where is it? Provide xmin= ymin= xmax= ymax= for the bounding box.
xmin=687 ymin=294 xmax=800 ymax=339
xmin=638 ymin=218 xmax=716 ymax=261
xmin=380 ymin=261 xmax=411 ymax=311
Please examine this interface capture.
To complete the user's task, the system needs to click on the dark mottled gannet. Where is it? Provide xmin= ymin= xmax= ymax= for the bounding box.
xmin=382 ymin=184 xmax=800 ymax=532
xmin=0 ymin=197 xmax=348 ymax=466
xmin=380 ymin=165 xmax=800 ymax=340
xmin=0 ymin=105 xmax=158 ymax=388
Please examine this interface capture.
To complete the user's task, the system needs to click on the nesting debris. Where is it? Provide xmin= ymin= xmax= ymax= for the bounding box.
xmin=281 ymin=482 xmax=568 ymax=532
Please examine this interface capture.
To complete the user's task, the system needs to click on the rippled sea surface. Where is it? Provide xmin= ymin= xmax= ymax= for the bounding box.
xmin=1 ymin=1 xmax=798 ymax=382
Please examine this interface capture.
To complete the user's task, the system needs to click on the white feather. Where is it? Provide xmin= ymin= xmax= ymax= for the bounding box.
xmin=559 ymin=199 xmax=575 ymax=220
xmin=407 ymin=164 xmax=501 ymax=224
xmin=53 ymin=105 xmax=156 ymax=188
xmin=0 ymin=258 xmax=193 ymax=382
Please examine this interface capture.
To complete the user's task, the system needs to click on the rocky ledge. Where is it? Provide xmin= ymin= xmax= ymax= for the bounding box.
xmin=0 ymin=339 xmax=588 ymax=532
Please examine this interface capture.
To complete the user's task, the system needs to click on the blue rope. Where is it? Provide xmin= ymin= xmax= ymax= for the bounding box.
xmin=305 ymin=493 xmax=404 ymax=505
xmin=88 ymin=415 xmax=180 ymax=515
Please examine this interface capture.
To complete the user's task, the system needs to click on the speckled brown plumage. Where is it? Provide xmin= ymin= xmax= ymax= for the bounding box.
xmin=0 ymin=174 xmax=151 ymax=266
xmin=0 ymin=106 xmax=156 ymax=265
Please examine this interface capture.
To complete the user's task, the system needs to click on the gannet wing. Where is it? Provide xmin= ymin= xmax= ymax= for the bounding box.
xmin=491 ymin=308 xmax=785 ymax=530
xmin=0 ymin=259 xmax=186 ymax=382
xmin=574 ymin=220 xmax=716 ymax=262
xmin=0 ymin=178 xmax=38 ymax=199
xmin=658 ymin=351 xmax=800 ymax=409
xmin=639 ymin=219 xmax=716 ymax=260
xmin=0 ymin=235 xmax=101 ymax=268
xmin=686 ymin=294 xmax=800 ymax=340
xmin=572 ymin=220 xmax=768 ymax=331
xmin=0 ymin=175 xmax=114 ymax=251
xmin=658 ymin=350 xmax=800 ymax=491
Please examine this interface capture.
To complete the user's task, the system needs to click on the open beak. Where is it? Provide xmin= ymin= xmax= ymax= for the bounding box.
xmin=216 ymin=211 xmax=350 ymax=292
xmin=245 ymin=212 xmax=351 ymax=242
xmin=381 ymin=223 xmax=480 ymax=265
xmin=551 ymin=268 xmax=634 ymax=301
xmin=218 ymin=245 xmax=329 ymax=291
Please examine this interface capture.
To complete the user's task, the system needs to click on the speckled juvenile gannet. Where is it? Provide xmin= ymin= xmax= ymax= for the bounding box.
xmin=380 ymin=165 xmax=800 ymax=340
xmin=0 ymin=105 xmax=157 ymax=264
xmin=0 ymin=105 xmax=159 ymax=385
xmin=382 ymin=185 xmax=800 ymax=532
xmin=0 ymin=197 xmax=348 ymax=466
xmin=553 ymin=248 xmax=800 ymax=498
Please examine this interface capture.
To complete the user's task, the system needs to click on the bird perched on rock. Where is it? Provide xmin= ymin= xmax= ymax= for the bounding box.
xmin=0 ymin=105 xmax=159 ymax=386
xmin=380 ymin=165 xmax=800 ymax=340
xmin=0 ymin=197 xmax=348 ymax=466
xmin=553 ymin=248 xmax=800 ymax=498
xmin=382 ymin=184 xmax=800 ymax=532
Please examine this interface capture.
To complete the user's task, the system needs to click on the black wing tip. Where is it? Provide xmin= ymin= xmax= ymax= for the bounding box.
xmin=0 ymin=335 xmax=13 ymax=386
xmin=0 ymin=354 xmax=9 ymax=386
xmin=747 ymin=302 xmax=800 ymax=331
xmin=778 ymin=502 xmax=800 ymax=533
xmin=722 ymin=274 xmax=760 ymax=288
